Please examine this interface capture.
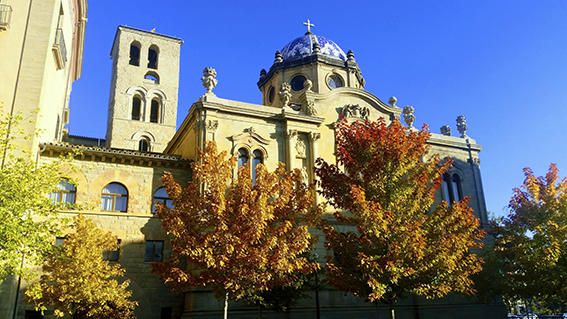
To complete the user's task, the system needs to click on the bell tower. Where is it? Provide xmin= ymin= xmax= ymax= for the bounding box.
xmin=106 ymin=26 xmax=182 ymax=153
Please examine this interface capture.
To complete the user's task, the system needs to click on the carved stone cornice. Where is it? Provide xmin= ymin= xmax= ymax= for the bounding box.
xmin=40 ymin=142 xmax=190 ymax=168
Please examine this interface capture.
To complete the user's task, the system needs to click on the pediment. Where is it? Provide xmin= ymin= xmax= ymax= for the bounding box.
xmin=228 ymin=127 xmax=270 ymax=146
xmin=314 ymin=87 xmax=402 ymax=122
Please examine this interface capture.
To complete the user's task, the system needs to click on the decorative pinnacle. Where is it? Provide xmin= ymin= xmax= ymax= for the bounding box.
xmin=402 ymin=105 xmax=415 ymax=128
xmin=201 ymin=67 xmax=218 ymax=95
xmin=347 ymin=50 xmax=356 ymax=62
xmin=274 ymin=50 xmax=283 ymax=64
xmin=388 ymin=96 xmax=398 ymax=107
xmin=303 ymin=19 xmax=315 ymax=34
xmin=312 ymin=42 xmax=321 ymax=54
xmin=456 ymin=115 xmax=467 ymax=138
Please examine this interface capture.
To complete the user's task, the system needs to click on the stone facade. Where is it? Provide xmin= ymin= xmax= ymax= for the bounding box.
xmin=2 ymin=10 xmax=505 ymax=319
xmin=106 ymin=26 xmax=182 ymax=153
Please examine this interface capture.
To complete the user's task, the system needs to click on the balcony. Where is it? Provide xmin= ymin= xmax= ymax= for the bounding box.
xmin=0 ymin=4 xmax=12 ymax=31
xmin=52 ymin=28 xmax=68 ymax=69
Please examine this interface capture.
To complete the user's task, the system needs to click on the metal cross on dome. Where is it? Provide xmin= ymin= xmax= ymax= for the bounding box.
xmin=303 ymin=19 xmax=315 ymax=34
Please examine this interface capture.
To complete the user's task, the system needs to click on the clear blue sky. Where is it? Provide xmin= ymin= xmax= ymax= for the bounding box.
xmin=69 ymin=0 xmax=567 ymax=217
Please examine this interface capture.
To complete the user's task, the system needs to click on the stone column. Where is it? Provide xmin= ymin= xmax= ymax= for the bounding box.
xmin=285 ymin=129 xmax=298 ymax=170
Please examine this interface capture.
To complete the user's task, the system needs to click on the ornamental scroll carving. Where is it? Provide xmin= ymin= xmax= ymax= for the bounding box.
xmin=341 ymin=104 xmax=369 ymax=120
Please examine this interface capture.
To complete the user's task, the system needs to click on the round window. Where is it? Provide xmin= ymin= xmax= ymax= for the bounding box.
xmin=267 ymin=86 xmax=275 ymax=104
xmin=327 ymin=74 xmax=344 ymax=89
xmin=290 ymin=75 xmax=307 ymax=91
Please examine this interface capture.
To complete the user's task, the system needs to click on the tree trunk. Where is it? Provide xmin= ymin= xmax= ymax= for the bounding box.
xmin=224 ymin=292 xmax=229 ymax=319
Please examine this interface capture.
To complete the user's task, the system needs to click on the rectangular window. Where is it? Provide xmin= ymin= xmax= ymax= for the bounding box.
xmin=25 ymin=310 xmax=44 ymax=319
xmin=54 ymin=236 xmax=65 ymax=247
xmin=145 ymin=240 xmax=164 ymax=262
xmin=160 ymin=307 xmax=172 ymax=319
xmin=103 ymin=239 xmax=121 ymax=261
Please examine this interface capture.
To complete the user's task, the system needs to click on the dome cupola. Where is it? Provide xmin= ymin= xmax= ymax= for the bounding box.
xmin=280 ymin=33 xmax=347 ymax=63
xmin=258 ymin=20 xmax=366 ymax=106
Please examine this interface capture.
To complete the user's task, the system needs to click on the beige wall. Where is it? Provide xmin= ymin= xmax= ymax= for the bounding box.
xmin=10 ymin=153 xmax=191 ymax=318
xmin=0 ymin=0 xmax=86 ymax=159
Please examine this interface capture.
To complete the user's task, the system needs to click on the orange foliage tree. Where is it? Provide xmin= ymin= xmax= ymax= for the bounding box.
xmin=486 ymin=164 xmax=567 ymax=313
xmin=315 ymin=118 xmax=484 ymax=318
xmin=154 ymin=142 xmax=321 ymax=318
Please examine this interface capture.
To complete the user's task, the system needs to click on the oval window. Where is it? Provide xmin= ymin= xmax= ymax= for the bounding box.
xmin=268 ymin=86 xmax=275 ymax=104
xmin=290 ymin=75 xmax=307 ymax=91
xmin=327 ymin=74 xmax=344 ymax=89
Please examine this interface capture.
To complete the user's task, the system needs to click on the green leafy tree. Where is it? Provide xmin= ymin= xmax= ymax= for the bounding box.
xmin=26 ymin=215 xmax=137 ymax=318
xmin=315 ymin=119 xmax=485 ymax=319
xmin=0 ymin=113 xmax=64 ymax=280
xmin=485 ymin=164 xmax=567 ymax=314
xmin=154 ymin=142 xmax=321 ymax=318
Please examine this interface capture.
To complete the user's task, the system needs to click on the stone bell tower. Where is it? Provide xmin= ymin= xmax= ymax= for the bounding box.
xmin=106 ymin=26 xmax=182 ymax=153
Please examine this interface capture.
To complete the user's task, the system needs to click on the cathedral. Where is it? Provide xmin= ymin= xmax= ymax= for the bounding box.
xmin=0 ymin=1 xmax=504 ymax=318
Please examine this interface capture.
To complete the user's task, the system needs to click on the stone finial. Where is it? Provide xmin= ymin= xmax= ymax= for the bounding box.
xmin=201 ymin=67 xmax=218 ymax=95
xmin=440 ymin=125 xmax=451 ymax=136
xmin=259 ymin=69 xmax=267 ymax=80
xmin=402 ymin=105 xmax=415 ymax=128
xmin=347 ymin=50 xmax=356 ymax=62
xmin=312 ymin=42 xmax=321 ymax=54
xmin=388 ymin=96 xmax=398 ymax=107
xmin=456 ymin=115 xmax=467 ymax=137
xmin=274 ymin=50 xmax=283 ymax=64
xmin=304 ymin=79 xmax=313 ymax=92
xmin=279 ymin=82 xmax=292 ymax=107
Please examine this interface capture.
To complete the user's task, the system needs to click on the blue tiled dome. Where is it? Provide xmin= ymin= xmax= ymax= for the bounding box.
xmin=280 ymin=33 xmax=347 ymax=62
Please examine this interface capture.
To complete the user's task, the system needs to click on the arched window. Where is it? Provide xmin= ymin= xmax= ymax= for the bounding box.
xmin=144 ymin=71 xmax=159 ymax=84
xmin=152 ymin=187 xmax=173 ymax=214
xmin=129 ymin=41 xmax=141 ymax=66
xmin=251 ymin=150 xmax=263 ymax=182
xmin=139 ymin=138 xmax=150 ymax=152
xmin=237 ymin=148 xmax=249 ymax=169
xmin=451 ymin=174 xmax=462 ymax=201
xmin=150 ymin=98 xmax=160 ymax=123
xmin=101 ymin=182 xmax=128 ymax=212
xmin=131 ymin=96 xmax=142 ymax=120
xmin=50 ymin=180 xmax=76 ymax=207
xmin=148 ymin=45 xmax=159 ymax=69
xmin=442 ymin=173 xmax=463 ymax=204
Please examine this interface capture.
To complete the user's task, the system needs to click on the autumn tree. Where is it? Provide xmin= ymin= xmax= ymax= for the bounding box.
xmin=315 ymin=118 xmax=485 ymax=318
xmin=26 ymin=215 xmax=137 ymax=318
xmin=0 ymin=112 xmax=64 ymax=280
xmin=154 ymin=142 xmax=321 ymax=318
xmin=485 ymin=164 xmax=567 ymax=313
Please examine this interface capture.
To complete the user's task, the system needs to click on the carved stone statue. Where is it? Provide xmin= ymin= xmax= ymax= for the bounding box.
xmin=201 ymin=67 xmax=218 ymax=94
xmin=295 ymin=138 xmax=306 ymax=158
xmin=402 ymin=105 xmax=415 ymax=128
xmin=456 ymin=115 xmax=467 ymax=137
xmin=440 ymin=125 xmax=451 ymax=136
xmin=303 ymin=100 xmax=317 ymax=116
xmin=279 ymin=82 xmax=292 ymax=107
xmin=341 ymin=104 xmax=369 ymax=120
xmin=304 ymin=79 xmax=313 ymax=92
xmin=300 ymin=167 xmax=309 ymax=184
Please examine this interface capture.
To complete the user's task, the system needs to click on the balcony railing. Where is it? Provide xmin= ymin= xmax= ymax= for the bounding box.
xmin=0 ymin=4 xmax=12 ymax=31
xmin=52 ymin=28 xmax=68 ymax=69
